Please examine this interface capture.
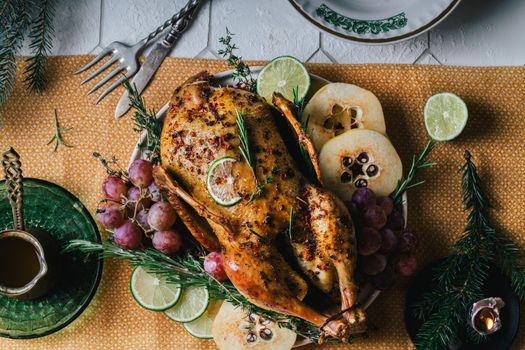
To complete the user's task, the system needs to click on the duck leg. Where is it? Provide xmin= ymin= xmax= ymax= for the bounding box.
xmin=304 ymin=184 xmax=367 ymax=333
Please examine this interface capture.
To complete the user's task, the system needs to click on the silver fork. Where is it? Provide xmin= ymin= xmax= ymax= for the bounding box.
xmin=74 ymin=0 xmax=201 ymax=104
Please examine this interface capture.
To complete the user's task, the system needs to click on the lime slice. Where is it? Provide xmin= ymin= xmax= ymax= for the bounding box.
xmin=130 ymin=266 xmax=181 ymax=311
xmin=183 ymin=301 xmax=222 ymax=339
xmin=257 ymin=56 xmax=310 ymax=104
xmin=206 ymin=157 xmax=242 ymax=206
xmin=424 ymin=92 xmax=468 ymax=141
xmin=164 ymin=285 xmax=210 ymax=323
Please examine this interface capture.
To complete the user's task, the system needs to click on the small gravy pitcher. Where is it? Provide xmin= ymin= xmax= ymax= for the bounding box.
xmin=0 ymin=148 xmax=59 ymax=300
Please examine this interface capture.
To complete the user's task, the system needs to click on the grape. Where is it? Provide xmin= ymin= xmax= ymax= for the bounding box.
xmin=114 ymin=220 xmax=143 ymax=249
xmin=96 ymin=202 xmax=124 ymax=229
xmin=398 ymin=231 xmax=418 ymax=253
xmin=152 ymin=230 xmax=182 ymax=255
xmin=351 ymin=188 xmax=376 ymax=209
xmin=136 ymin=209 xmax=150 ymax=230
xmin=370 ymin=266 xmax=396 ymax=290
xmin=148 ymin=182 xmax=162 ymax=202
xmin=380 ymin=228 xmax=399 ymax=253
xmin=386 ymin=209 xmax=405 ymax=230
xmin=357 ymin=227 xmax=381 ymax=256
xmin=147 ymin=202 xmax=177 ymax=231
xmin=361 ymin=204 xmax=387 ymax=230
xmin=127 ymin=186 xmax=153 ymax=211
xmin=128 ymin=159 xmax=154 ymax=188
xmin=361 ymin=254 xmax=387 ymax=276
xmin=376 ymin=196 xmax=394 ymax=216
xmin=102 ymin=176 xmax=128 ymax=201
xmin=345 ymin=201 xmax=359 ymax=220
xmin=396 ymin=254 xmax=417 ymax=277
xmin=204 ymin=252 xmax=228 ymax=281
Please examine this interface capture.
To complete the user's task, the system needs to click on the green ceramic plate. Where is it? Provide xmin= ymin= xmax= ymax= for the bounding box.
xmin=0 ymin=178 xmax=103 ymax=339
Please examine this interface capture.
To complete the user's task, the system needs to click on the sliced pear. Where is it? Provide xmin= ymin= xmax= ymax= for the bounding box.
xmin=212 ymin=302 xmax=297 ymax=350
xmin=319 ymin=129 xmax=402 ymax=200
xmin=302 ymin=83 xmax=386 ymax=151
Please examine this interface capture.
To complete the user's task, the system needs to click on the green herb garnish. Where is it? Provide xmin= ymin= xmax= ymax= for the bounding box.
xmin=47 ymin=109 xmax=73 ymax=152
xmin=218 ymin=28 xmax=256 ymax=92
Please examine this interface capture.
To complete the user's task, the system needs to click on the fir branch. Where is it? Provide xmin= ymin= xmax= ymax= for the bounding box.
xmin=217 ymin=28 xmax=256 ymax=92
xmin=391 ymin=139 xmax=436 ymax=205
xmin=62 ymin=239 xmax=322 ymax=342
xmin=412 ymin=150 xmax=525 ymax=349
xmin=124 ymin=80 xmax=162 ymax=163
xmin=47 ymin=109 xmax=73 ymax=151
xmin=23 ymin=0 xmax=55 ymax=92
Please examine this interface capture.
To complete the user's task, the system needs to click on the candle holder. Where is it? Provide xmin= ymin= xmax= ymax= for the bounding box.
xmin=469 ymin=297 xmax=505 ymax=335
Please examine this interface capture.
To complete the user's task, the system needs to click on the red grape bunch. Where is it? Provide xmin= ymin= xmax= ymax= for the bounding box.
xmin=350 ymin=188 xmax=418 ymax=290
xmin=96 ymin=159 xmax=182 ymax=254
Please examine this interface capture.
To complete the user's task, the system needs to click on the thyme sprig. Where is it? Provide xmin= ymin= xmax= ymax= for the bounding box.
xmin=391 ymin=139 xmax=436 ymax=205
xmin=124 ymin=80 xmax=162 ymax=164
xmin=92 ymin=152 xmax=128 ymax=180
xmin=218 ymin=28 xmax=256 ymax=92
xmin=62 ymin=239 xmax=322 ymax=342
xmin=47 ymin=109 xmax=73 ymax=152
xmin=411 ymin=151 xmax=525 ymax=350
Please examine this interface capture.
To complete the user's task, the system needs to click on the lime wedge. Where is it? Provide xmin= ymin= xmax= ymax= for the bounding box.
xmin=257 ymin=56 xmax=310 ymax=104
xmin=130 ymin=266 xmax=181 ymax=311
xmin=164 ymin=285 xmax=210 ymax=323
xmin=424 ymin=93 xmax=468 ymax=141
xmin=206 ymin=157 xmax=242 ymax=206
xmin=183 ymin=301 xmax=222 ymax=339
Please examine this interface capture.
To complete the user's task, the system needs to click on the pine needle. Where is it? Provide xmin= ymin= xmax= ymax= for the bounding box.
xmin=23 ymin=0 xmax=55 ymax=93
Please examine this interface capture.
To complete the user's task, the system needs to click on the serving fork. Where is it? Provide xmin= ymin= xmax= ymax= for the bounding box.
xmin=74 ymin=0 xmax=201 ymax=104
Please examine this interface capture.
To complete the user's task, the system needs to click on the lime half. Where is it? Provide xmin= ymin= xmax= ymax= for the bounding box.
xmin=424 ymin=92 xmax=468 ymax=141
xmin=206 ymin=157 xmax=242 ymax=206
xmin=183 ymin=301 xmax=222 ymax=339
xmin=257 ymin=56 xmax=310 ymax=104
xmin=130 ymin=267 xmax=181 ymax=311
xmin=164 ymin=285 xmax=210 ymax=323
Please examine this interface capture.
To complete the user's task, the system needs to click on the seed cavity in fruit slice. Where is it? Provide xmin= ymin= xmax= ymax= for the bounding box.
xmin=206 ymin=157 xmax=243 ymax=206
xmin=212 ymin=302 xmax=297 ymax=350
xmin=319 ymin=129 xmax=402 ymax=200
xmin=302 ymin=83 xmax=386 ymax=151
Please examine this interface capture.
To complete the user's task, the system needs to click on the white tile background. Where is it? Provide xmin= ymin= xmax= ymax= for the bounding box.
xmin=20 ymin=0 xmax=525 ymax=66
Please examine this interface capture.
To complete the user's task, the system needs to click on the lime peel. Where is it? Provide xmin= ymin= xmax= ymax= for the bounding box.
xmin=424 ymin=92 xmax=468 ymax=141
xmin=130 ymin=266 xmax=181 ymax=311
xmin=164 ymin=285 xmax=210 ymax=323
xmin=206 ymin=157 xmax=242 ymax=206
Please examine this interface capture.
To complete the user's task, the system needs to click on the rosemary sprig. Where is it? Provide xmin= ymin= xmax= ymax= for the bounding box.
xmin=23 ymin=0 xmax=55 ymax=93
xmin=218 ymin=28 xmax=256 ymax=92
xmin=124 ymin=80 xmax=162 ymax=163
xmin=412 ymin=151 xmax=525 ymax=349
xmin=248 ymin=229 xmax=267 ymax=243
xmin=62 ymin=239 xmax=322 ymax=342
xmin=236 ymin=109 xmax=254 ymax=169
xmin=288 ymin=207 xmax=294 ymax=240
xmin=47 ymin=109 xmax=73 ymax=151
xmin=391 ymin=139 xmax=436 ymax=205
xmin=292 ymin=85 xmax=306 ymax=116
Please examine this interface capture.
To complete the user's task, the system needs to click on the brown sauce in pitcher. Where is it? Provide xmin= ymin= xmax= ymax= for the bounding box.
xmin=0 ymin=236 xmax=41 ymax=288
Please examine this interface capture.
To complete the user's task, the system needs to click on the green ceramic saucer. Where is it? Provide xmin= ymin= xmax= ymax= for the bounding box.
xmin=0 ymin=178 xmax=103 ymax=339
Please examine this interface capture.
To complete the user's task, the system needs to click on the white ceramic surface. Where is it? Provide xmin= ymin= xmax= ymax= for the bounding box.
xmin=288 ymin=0 xmax=461 ymax=44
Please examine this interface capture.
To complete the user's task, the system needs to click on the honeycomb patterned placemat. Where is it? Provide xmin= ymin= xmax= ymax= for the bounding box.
xmin=0 ymin=56 xmax=524 ymax=349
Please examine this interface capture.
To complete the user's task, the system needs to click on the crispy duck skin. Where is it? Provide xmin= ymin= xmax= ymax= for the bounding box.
xmin=157 ymin=72 xmax=365 ymax=341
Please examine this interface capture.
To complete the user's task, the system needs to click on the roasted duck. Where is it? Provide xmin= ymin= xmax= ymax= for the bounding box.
xmin=154 ymin=72 xmax=365 ymax=341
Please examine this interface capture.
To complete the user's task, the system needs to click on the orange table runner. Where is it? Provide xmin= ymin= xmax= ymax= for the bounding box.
xmin=0 ymin=56 xmax=524 ymax=349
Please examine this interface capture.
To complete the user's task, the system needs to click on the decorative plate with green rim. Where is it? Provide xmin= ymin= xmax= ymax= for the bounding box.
xmin=288 ymin=0 xmax=461 ymax=44
xmin=0 ymin=178 xmax=102 ymax=339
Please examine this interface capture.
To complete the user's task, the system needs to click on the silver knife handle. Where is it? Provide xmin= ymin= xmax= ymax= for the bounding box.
xmin=144 ymin=0 xmax=201 ymax=46
xmin=164 ymin=5 xmax=199 ymax=45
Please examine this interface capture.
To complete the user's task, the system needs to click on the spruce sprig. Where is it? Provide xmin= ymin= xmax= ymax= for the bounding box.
xmin=23 ymin=0 xmax=55 ymax=93
xmin=412 ymin=151 xmax=525 ymax=350
xmin=62 ymin=239 xmax=323 ymax=342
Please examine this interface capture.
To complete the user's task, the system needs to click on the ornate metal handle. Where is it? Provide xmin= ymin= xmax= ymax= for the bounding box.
xmin=164 ymin=3 xmax=200 ymax=45
xmin=2 ymin=148 xmax=24 ymax=231
xmin=142 ymin=0 xmax=201 ymax=47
